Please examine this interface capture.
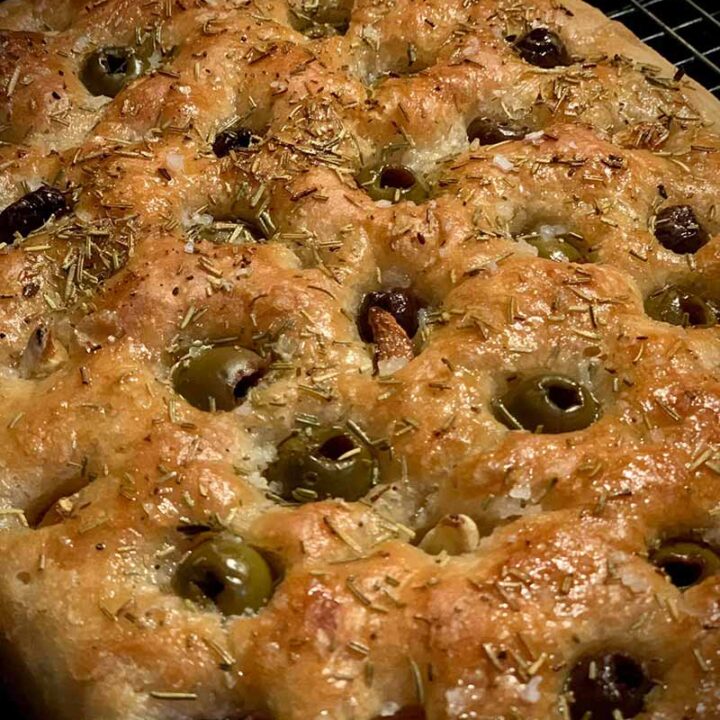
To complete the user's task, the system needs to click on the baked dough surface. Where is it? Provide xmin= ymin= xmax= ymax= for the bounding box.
xmin=1 ymin=0 xmax=720 ymax=718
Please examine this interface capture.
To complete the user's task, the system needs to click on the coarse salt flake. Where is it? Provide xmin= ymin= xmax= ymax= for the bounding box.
xmin=524 ymin=130 xmax=545 ymax=145
xmin=493 ymin=154 xmax=514 ymax=172
xmin=166 ymin=152 xmax=184 ymax=173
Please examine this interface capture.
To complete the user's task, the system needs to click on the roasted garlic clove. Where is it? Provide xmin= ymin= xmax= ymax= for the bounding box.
xmin=19 ymin=325 xmax=68 ymax=379
xmin=368 ymin=306 xmax=414 ymax=372
xmin=420 ymin=514 xmax=480 ymax=556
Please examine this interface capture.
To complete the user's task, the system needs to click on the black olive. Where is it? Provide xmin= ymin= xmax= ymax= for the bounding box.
xmin=357 ymin=289 xmax=422 ymax=342
xmin=467 ymin=117 xmax=529 ymax=145
xmin=654 ymin=205 xmax=709 ymax=255
xmin=0 ymin=186 xmax=68 ymax=245
xmin=651 ymin=540 xmax=720 ymax=589
xmin=81 ymin=46 xmax=145 ymax=97
xmin=644 ymin=286 xmax=717 ymax=328
xmin=565 ymin=653 xmax=653 ymax=720
xmin=513 ymin=28 xmax=572 ymax=69
xmin=493 ymin=373 xmax=601 ymax=434
xmin=212 ymin=127 xmax=255 ymax=158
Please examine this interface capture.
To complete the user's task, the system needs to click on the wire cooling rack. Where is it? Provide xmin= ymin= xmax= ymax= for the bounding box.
xmin=0 ymin=3 xmax=717 ymax=720
xmin=590 ymin=0 xmax=720 ymax=98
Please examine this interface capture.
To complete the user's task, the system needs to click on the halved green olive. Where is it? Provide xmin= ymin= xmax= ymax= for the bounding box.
xmin=565 ymin=653 xmax=653 ymax=720
xmin=174 ymin=535 xmax=273 ymax=615
xmin=81 ymin=46 xmax=145 ymax=97
xmin=357 ymin=163 xmax=428 ymax=204
xmin=524 ymin=232 xmax=591 ymax=263
xmin=267 ymin=426 xmax=378 ymax=503
xmin=173 ymin=346 xmax=266 ymax=412
xmin=493 ymin=373 xmax=601 ymax=434
xmin=644 ymin=286 xmax=717 ymax=328
xmin=651 ymin=540 xmax=720 ymax=589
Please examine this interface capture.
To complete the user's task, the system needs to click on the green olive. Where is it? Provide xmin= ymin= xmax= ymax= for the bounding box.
xmin=81 ymin=46 xmax=145 ymax=97
xmin=267 ymin=427 xmax=378 ymax=503
xmin=290 ymin=6 xmax=350 ymax=38
xmin=133 ymin=33 xmax=171 ymax=64
xmin=357 ymin=163 xmax=428 ymax=204
xmin=196 ymin=219 xmax=266 ymax=245
xmin=172 ymin=346 xmax=266 ymax=412
xmin=174 ymin=535 xmax=273 ymax=615
xmin=651 ymin=540 xmax=720 ymax=589
xmin=525 ymin=233 xmax=590 ymax=263
xmin=493 ymin=373 xmax=601 ymax=434
xmin=644 ymin=286 xmax=717 ymax=328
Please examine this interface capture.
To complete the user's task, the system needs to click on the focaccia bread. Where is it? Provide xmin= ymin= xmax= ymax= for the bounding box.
xmin=2 ymin=0 xmax=720 ymax=718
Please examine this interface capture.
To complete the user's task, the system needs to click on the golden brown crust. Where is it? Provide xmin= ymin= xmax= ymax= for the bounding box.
xmin=2 ymin=0 xmax=720 ymax=719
